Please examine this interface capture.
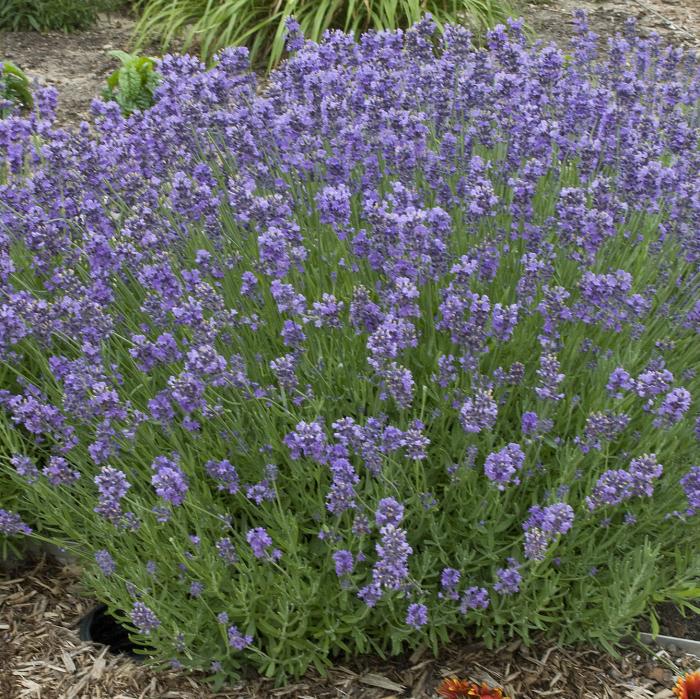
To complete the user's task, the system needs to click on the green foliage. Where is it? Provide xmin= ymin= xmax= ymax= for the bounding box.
xmin=0 ymin=0 xmax=99 ymax=32
xmin=0 ymin=365 xmax=33 ymax=561
xmin=102 ymin=50 xmax=161 ymax=116
xmin=0 ymin=0 xmax=129 ymax=32
xmin=133 ymin=0 xmax=514 ymax=68
xmin=0 ymin=61 xmax=33 ymax=117
xmin=0 ymin=476 xmax=26 ymax=560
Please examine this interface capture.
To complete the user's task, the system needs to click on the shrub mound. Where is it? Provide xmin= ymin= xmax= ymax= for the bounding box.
xmin=1 ymin=14 xmax=699 ymax=685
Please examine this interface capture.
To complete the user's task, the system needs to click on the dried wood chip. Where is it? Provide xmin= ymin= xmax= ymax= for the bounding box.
xmin=62 ymin=650 xmax=77 ymax=673
xmin=358 ymin=673 xmax=405 ymax=691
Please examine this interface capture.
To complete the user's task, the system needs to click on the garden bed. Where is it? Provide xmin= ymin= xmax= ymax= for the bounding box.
xmin=0 ymin=557 xmax=696 ymax=698
xmin=1 ymin=0 xmax=698 ymax=128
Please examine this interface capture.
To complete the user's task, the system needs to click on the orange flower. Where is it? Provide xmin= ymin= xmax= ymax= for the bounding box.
xmin=469 ymin=682 xmax=506 ymax=699
xmin=437 ymin=678 xmax=474 ymax=698
xmin=436 ymin=677 xmax=509 ymax=699
xmin=674 ymin=671 xmax=700 ymax=699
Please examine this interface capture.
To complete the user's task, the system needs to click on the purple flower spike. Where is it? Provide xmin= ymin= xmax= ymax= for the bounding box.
xmin=460 ymin=586 xmax=490 ymax=612
xmin=11 ymin=455 xmax=39 ymax=483
xmin=628 ymin=454 xmax=663 ymax=497
xmin=494 ymin=560 xmax=522 ymax=595
xmin=246 ymin=527 xmax=275 ymax=559
xmin=0 ymin=509 xmax=32 ymax=536
xmin=44 ymin=456 xmax=80 ymax=487
xmin=654 ymin=387 xmax=691 ymax=428
xmin=484 ymin=443 xmax=526 ymax=489
xmin=521 ymin=411 xmax=539 ymax=435
xmin=680 ymin=467 xmax=700 ymax=515
xmin=586 ymin=469 xmax=634 ymax=510
xmin=151 ymin=456 xmax=189 ymax=506
xmin=372 ymin=524 xmax=412 ymax=590
xmin=227 ymin=624 xmax=253 ymax=650
xmin=332 ymin=550 xmax=354 ymax=576
xmin=130 ymin=602 xmax=160 ymax=634
xmin=375 ymin=497 xmax=404 ymax=526
xmin=94 ymin=466 xmax=131 ymax=523
xmin=95 ymin=549 xmax=116 ymax=576
xmin=440 ymin=567 xmax=461 ymax=600
xmin=205 ymin=459 xmax=239 ymax=494
xmin=460 ymin=388 xmax=498 ymax=434
xmin=406 ymin=603 xmax=428 ymax=629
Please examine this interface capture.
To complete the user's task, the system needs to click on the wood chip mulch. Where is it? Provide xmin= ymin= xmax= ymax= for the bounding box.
xmin=1 ymin=557 xmax=698 ymax=698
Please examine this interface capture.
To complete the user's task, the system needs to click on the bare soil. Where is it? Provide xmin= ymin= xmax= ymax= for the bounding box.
xmin=0 ymin=11 xmax=146 ymax=126
xmin=519 ymin=0 xmax=700 ymax=51
xmin=639 ymin=602 xmax=700 ymax=642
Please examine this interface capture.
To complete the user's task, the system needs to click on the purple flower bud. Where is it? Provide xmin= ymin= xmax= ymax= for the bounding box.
xmin=494 ymin=561 xmax=522 ymax=595
xmin=94 ymin=466 xmax=131 ymax=524
xmin=95 ymin=549 xmax=116 ymax=576
xmin=44 ymin=456 xmax=80 ymax=486
xmin=205 ymin=459 xmax=239 ymax=494
xmin=521 ymin=411 xmax=539 ymax=435
xmin=11 ymin=455 xmax=39 ymax=483
xmin=332 ymin=550 xmax=354 ymax=576
xmin=440 ymin=567 xmax=461 ymax=600
xmin=460 ymin=388 xmax=498 ymax=433
xmin=654 ymin=387 xmax=691 ymax=428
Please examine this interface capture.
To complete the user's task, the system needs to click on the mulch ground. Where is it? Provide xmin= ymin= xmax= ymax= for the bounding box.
xmin=1 ymin=557 xmax=699 ymax=698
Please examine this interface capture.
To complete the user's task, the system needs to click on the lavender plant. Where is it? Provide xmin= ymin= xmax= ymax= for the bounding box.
xmin=1 ymin=13 xmax=700 ymax=685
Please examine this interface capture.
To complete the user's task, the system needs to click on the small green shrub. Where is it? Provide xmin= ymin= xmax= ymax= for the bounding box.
xmin=0 ymin=0 xmax=98 ymax=32
xmin=133 ymin=0 xmax=514 ymax=68
xmin=0 ymin=0 xmax=127 ymax=33
xmin=0 ymin=62 xmax=33 ymax=117
xmin=102 ymin=51 xmax=161 ymax=116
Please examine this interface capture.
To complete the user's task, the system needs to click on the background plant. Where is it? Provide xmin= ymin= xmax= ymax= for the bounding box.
xmin=0 ymin=0 xmax=99 ymax=32
xmin=0 ymin=61 xmax=33 ymax=117
xmin=0 ymin=13 xmax=699 ymax=687
xmin=133 ymin=0 xmax=513 ymax=68
xmin=102 ymin=50 xmax=161 ymax=116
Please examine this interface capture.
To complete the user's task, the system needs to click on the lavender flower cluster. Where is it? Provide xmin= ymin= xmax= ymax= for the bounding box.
xmin=1 ymin=12 xmax=699 ymax=684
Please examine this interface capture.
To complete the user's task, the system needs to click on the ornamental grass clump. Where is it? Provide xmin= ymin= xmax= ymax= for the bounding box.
xmin=133 ymin=0 xmax=513 ymax=68
xmin=0 ymin=13 xmax=699 ymax=685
